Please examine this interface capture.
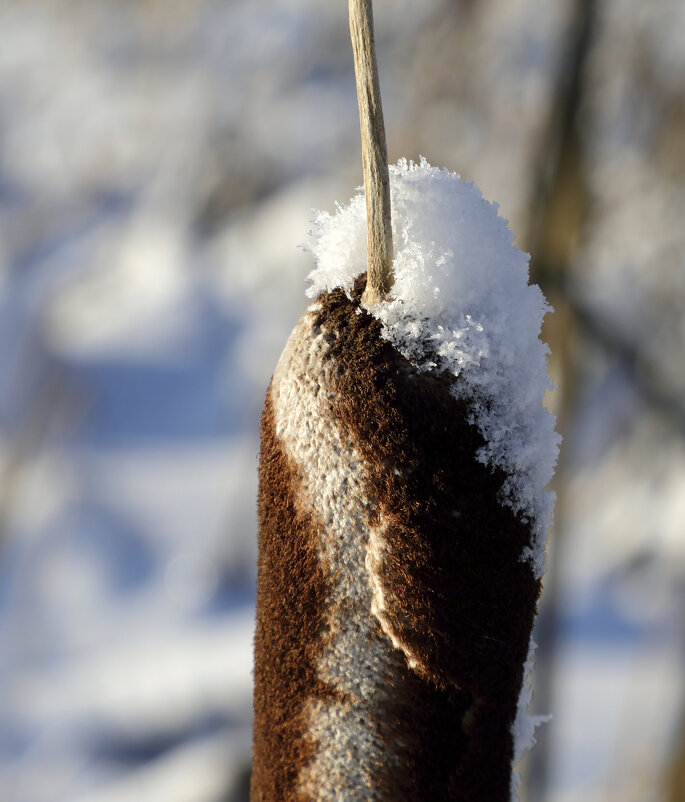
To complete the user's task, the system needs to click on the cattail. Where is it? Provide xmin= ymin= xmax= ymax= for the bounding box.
xmin=252 ymin=3 xmax=559 ymax=801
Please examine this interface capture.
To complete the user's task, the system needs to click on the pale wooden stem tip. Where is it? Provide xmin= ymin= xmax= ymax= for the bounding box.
xmin=348 ymin=0 xmax=394 ymax=305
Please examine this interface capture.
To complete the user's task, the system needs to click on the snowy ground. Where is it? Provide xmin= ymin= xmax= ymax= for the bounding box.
xmin=0 ymin=1 xmax=684 ymax=801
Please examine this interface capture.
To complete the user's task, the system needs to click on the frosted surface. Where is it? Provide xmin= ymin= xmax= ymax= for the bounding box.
xmin=306 ymin=158 xmax=560 ymax=576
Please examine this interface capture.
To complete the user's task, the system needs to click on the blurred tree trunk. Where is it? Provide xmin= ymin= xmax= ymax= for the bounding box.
xmin=523 ymin=0 xmax=595 ymax=798
xmin=668 ymin=715 xmax=685 ymax=802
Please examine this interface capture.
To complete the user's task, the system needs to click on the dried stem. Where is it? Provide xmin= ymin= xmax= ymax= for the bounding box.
xmin=348 ymin=0 xmax=394 ymax=305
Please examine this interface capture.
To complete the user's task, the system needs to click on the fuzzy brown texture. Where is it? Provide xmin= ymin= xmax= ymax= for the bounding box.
xmin=251 ymin=393 xmax=339 ymax=802
xmin=319 ymin=278 xmax=541 ymax=799
xmin=253 ymin=277 xmax=542 ymax=801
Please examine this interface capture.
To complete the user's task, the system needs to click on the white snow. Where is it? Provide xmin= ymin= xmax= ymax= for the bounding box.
xmin=306 ymin=158 xmax=560 ymax=577
xmin=511 ymin=640 xmax=552 ymax=799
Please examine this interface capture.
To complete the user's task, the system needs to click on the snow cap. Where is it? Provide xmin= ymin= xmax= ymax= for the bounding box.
xmin=305 ymin=158 xmax=560 ymax=577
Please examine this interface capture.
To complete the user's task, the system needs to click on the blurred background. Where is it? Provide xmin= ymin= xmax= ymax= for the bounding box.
xmin=0 ymin=0 xmax=683 ymax=800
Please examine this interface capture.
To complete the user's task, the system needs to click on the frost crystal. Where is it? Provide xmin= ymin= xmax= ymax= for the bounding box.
xmin=306 ymin=158 xmax=560 ymax=576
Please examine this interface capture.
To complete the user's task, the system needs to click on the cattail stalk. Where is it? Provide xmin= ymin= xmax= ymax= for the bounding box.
xmin=349 ymin=0 xmax=394 ymax=305
xmin=251 ymin=5 xmax=552 ymax=801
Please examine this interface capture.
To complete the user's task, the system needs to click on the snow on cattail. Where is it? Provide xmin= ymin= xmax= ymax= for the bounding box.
xmin=252 ymin=159 xmax=560 ymax=801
